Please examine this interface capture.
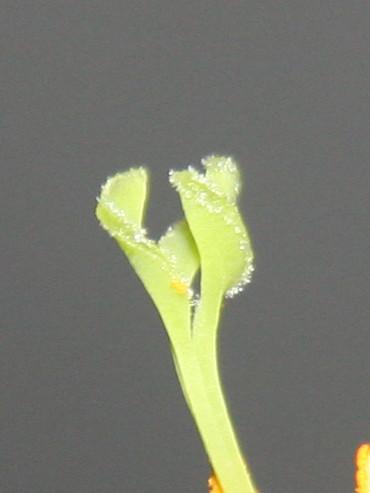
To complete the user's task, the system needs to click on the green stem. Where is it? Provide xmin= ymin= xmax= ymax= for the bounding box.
xmin=174 ymin=346 xmax=256 ymax=493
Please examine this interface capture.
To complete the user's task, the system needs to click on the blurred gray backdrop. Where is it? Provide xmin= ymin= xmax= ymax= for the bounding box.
xmin=1 ymin=2 xmax=369 ymax=493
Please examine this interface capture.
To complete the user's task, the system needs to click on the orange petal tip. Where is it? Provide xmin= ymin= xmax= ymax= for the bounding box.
xmin=355 ymin=444 xmax=370 ymax=493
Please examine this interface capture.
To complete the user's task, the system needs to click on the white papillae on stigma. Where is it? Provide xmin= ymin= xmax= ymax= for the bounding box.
xmin=169 ymin=158 xmax=254 ymax=299
xmin=202 ymin=155 xmax=241 ymax=199
xmin=98 ymin=173 xmax=194 ymax=300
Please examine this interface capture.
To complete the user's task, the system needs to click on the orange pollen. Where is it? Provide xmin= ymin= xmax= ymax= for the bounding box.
xmin=355 ymin=444 xmax=370 ymax=493
xmin=208 ymin=474 xmax=223 ymax=493
xmin=170 ymin=279 xmax=188 ymax=295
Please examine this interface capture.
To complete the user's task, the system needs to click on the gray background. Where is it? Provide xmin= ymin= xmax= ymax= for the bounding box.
xmin=1 ymin=2 xmax=369 ymax=492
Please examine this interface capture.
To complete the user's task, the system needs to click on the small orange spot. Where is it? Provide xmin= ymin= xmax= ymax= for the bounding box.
xmin=207 ymin=474 xmax=260 ymax=493
xmin=170 ymin=279 xmax=188 ymax=295
xmin=355 ymin=444 xmax=370 ymax=493
xmin=208 ymin=474 xmax=223 ymax=493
